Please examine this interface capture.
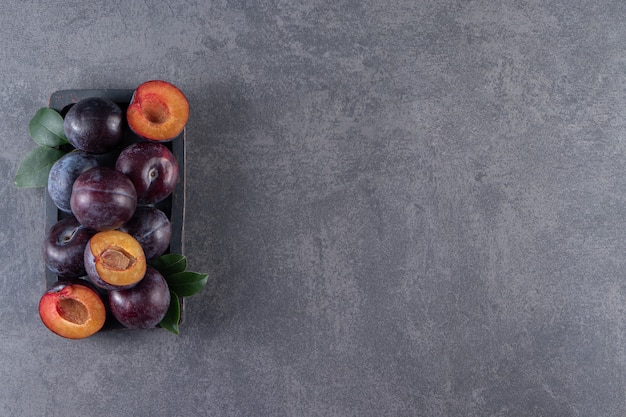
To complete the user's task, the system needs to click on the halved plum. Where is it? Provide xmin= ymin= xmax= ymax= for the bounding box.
xmin=84 ymin=230 xmax=146 ymax=290
xmin=126 ymin=80 xmax=189 ymax=142
xmin=38 ymin=279 xmax=106 ymax=339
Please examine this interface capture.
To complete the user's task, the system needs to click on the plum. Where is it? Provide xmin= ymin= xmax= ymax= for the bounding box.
xmin=84 ymin=230 xmax=147 ymax=291
xmin=64 ymin=97 xmax=124 ymax=154
xmin=126 ymin=80 xmax=189 ymax=142
xmin=48 ymin=151 xmax=100 ymax=213
xmin=43 ymin=216 xmax=96 ymax=278
xmin=119 ymin=206 xmax=172 ymax=259
xmin=108 ymin=267 xmax=170 ymax=329
xmin=70 ymin=166 xmax=137 ymax=231
xmin=39 ymin=279 xmax=107 ymax=339
xmin=115 ymin=142 xmax=179 ymax=205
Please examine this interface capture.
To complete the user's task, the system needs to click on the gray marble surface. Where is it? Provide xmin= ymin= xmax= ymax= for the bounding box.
xmin=1 ymin=1 xmax=625 ymax=416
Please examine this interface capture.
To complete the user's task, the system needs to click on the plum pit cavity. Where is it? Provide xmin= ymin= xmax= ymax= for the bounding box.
xmin=142 ymin=99 xmax=169 ymax=124
xmin=57 ymin=298 xmax=89 ymax=324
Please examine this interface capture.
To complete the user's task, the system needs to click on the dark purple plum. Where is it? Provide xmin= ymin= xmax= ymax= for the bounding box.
xmin=48 ymin=151 xmax=100 ymax=213
xmin=108 ymin=267 xmax=170 ymax=329
xmin=43 ymin=216 xmax=96 ymax=278
xmin=115 ymin=142 xmax=179 ymax=204
xmin=70 ymin=166 xmax=137 ymax=231
xmin=119 ymin=207 xmax=172 ymax=259
xmin=64 ymin=97 xmax=124 ymax=154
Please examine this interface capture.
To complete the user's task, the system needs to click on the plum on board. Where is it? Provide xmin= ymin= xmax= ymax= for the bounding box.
xmin=84 ymin=230 xmax=147 ymax=291
xmin=63 ymin=97 xmax=124 ymax=154
xmin=43 ymin=216 xmax=96 ymax=278
xmin=115 ymin=141 xmax=179 ymax=205
xmin=47 ymin=150 xmax=100 ymax=213
xmin=108 ymin=267 xmax=170 ymax=329
xmin=70 ymin=166 xmax=137 ymax=231
xmin=39 ymin=279 xmax=106 ymax=339
xmin=119 ymin=206 xmax=172 ymax=259
xmin=126 ymin=80 xmax=188 ymax=142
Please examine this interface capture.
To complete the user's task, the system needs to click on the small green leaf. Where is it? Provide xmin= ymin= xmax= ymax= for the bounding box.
xmin=150 ymin=253 xmax=187 ymax=278
xmin=14 ymin=146 xmax=67 ymax=188
xmin=160 ymin=291 xmax=180 ymax=334
xmin=29 ymin=108 xmax=68 ymax=147
xmin=166 ymin=271 xmax=208 ymax=297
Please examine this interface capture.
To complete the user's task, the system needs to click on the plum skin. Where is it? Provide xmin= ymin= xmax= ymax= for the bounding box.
xmin=63 ymin=97 xmax=124 ymax=154
xmin=43 ymin=216 xmax=96 ymax=278
xmin=119 ymin=206 xmax=172 ymax=259
xmin=115 ymin=142 xmax=179 ymax=205
xmin=48 ymin=151 xmax=100 ymax=213
xmin=108 ymin=267 xmax=170 ymax=329
xmin=70 ymin=166 xmax=137 ymax=231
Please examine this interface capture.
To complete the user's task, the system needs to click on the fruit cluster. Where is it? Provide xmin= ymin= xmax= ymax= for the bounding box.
xmin=18 ymin=80 xmax=207 ymax=339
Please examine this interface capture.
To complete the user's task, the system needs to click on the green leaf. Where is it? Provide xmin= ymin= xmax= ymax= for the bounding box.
xmin=159 ymin=291 xmax=180 ymax=334
xmin=14 ymin=146 xmax=67 ymax=188
xmin=166 ymin=271 xmax=208 ymax=297
xmin=29 ymin=108 xmax=68 ymax=147
xmin=150 ymin=253 xmax=187 ymax=278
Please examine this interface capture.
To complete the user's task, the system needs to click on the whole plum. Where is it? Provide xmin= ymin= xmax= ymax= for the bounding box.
xmin=43 ymin=216 xmax=96 ymax=278
xmin=70 ymin=166 xmax=137 ymax=231
xmin=119 ymin=206 xmax=172 ymax=259
xmin=108 ymin=267 xmax=170 ymax=329
xmin=48 ymin=151 xmax=100 ymax=213
xmin=64 ymin=97 xmax=124 ymax=154
xmin=115 ymin=142 xmax=179 ymax=204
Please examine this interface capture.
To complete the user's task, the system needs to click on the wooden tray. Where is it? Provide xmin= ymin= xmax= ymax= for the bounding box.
xmin=45 ymin=89 xmax=187 ymax=329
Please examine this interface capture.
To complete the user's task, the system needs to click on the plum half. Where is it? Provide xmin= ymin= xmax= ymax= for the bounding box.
xmin=84 ymin=230 xmax=147 ymax=290
xmin=70 ymin=166 xmax=137 ymax=231
xmin=108 ymin=267 xmax=171 ymax=329
xmin=38 ymin=279 xmax=106 ymax=339
xmin=126 ymin=80 xmax=189 ymax=142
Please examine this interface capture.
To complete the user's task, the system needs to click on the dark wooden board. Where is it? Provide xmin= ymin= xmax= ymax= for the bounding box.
xmin=45 ymin=89 xmax=187 ymax=329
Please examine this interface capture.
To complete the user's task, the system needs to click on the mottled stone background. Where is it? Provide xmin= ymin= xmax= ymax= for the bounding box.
xmin=1 ymin=1 xmax=625 ymax=416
